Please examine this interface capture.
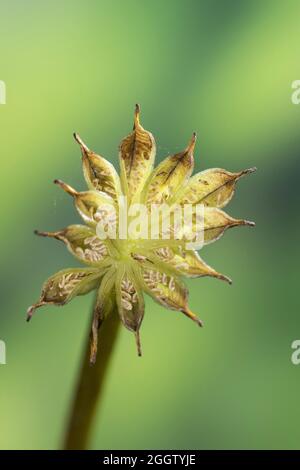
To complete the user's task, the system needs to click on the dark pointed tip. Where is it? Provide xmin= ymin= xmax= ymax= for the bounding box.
xmin=248 ymin=166 xmax=257 ymax=173
xmin=53 ymin=179 xmax=77 ymax=196
xmin=242 ymin=166 xmax=257 ymax=176
xmin=134 ymin=104 xmax=141 ymax=128
xmin=34 ymin=229 xmax=47 ymax=237
xmin=244 ymin=220 xmax=255 ymax=227
xmin=26 ymin=306 xmax=33 ymax=322
xmin=73 ymin=132 xmax=89 ymax=153
xmin=186 ymin=132 xmax=197 ymax=153
xmin=183 ymin=307 xmax=203 ymax=327
xmin=73 ymin=132 xmax=82 ymax=144
xmin=218 ymin=273 xmax=233 ymax=285
xmin=34 ymin=230 xmax=60 ymax=239
xmin=135 ymin=330 xmax=142 ymax=356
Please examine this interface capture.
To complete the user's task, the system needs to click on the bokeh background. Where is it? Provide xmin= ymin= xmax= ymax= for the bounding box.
xmin=0 ymin=0 xmax=299 ymax=450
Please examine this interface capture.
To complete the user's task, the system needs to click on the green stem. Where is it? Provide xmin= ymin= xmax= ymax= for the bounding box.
xmin=63 ymin=306 xmax=120 ymax=450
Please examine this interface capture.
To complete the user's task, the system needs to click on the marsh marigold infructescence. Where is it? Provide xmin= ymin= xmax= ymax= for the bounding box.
xmin=27 ymin=105 xmax=255 ymax=362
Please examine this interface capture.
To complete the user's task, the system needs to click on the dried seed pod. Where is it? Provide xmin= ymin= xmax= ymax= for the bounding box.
xmin=28 ymin=105 xmax=255 ymax=361
xmin=35 ymin=225 xmax=111 ymax=266
xmin=140 ymin=264 xmax=203 ymax=327
xmin=176 ymin=167 xmax=256 ymax=208
xmin=152 ymin=246 xmax=232 ymax=284
xmin=54 ymin=179 xmax=115 ymax=227
xmin=143 ymin=133 xmax=196 ymax=206
xmin=119 ymin=104 xmax=156 ymax=203
xmin=74 ymin=133 xmax=122 ymax=202
xmin=179 ymin=206 xmax=255 ymax=246
xmin=90 ymin=267 xmax=116 ymax=364
xmin=115 ymin=266 xmax=144 ymax=356
xmin=27 ymin=268 xmax=102 ymax=321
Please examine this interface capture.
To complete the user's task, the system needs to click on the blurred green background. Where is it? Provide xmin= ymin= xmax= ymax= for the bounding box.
xmin=0 ymin=0 xmax=299 ymax=450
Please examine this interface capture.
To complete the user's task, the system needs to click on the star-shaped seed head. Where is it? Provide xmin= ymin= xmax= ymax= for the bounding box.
xmin=27 ymin=105 xmax=255 ymax=362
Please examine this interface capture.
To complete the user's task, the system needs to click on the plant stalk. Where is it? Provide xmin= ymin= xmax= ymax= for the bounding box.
xmin=63 ymin=306 xmax=120 ymax=449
